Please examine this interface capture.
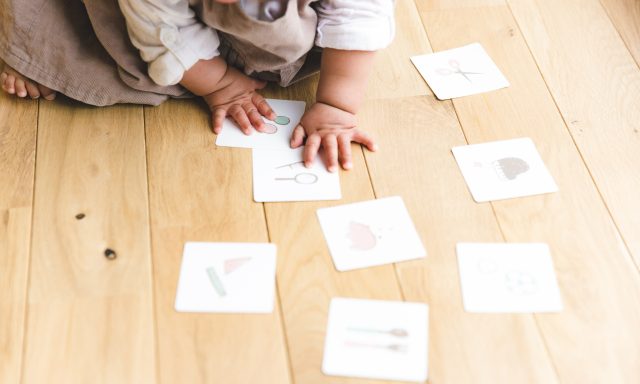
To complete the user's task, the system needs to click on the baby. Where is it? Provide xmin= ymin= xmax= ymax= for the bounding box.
xmin=0 ymin=0 xmax=395 ymax=171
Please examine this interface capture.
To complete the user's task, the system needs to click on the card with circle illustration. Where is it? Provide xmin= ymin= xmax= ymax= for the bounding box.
xmin=451 ymin=137 xmax=558 ymax=202
xmin=411 ymin=43 xmax=509 ymax=100
xmin=322 ymin=298 xmax=429 ymax=383
xmin=456 ymin=243 xmax=563 ymax=313
xmin=253 ymin=147 xmax=341 ymax=202
xmin=215 ymin=99 xmax=305 ymax=150
xmin=174 ymin=242 xmax=277 ymax=313
xmin=317 ymin=196 xmax=426 ymax=272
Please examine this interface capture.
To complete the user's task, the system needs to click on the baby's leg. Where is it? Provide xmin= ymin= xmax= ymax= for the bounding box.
xmin=1 ymin=63 xmax=57 ymax=100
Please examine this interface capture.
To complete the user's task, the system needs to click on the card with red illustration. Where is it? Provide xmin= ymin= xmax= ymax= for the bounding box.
xmin=174 ymin=242 xmax=277 ymax=313
xmin=316 ymin=197 xmax=427 ymax=272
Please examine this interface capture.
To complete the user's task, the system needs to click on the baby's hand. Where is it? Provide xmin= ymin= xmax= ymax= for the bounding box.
xmin=290 ymin=102 xmax=377 ymax=172
xmin=203 ymin=66 xmax=276 ymax=134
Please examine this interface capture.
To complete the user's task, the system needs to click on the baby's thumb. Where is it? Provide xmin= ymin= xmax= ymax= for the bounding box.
xmin=254 ymin=80 xmax=267 ymax=90
xmin=290 ymin=125 xmax=306 ymax=148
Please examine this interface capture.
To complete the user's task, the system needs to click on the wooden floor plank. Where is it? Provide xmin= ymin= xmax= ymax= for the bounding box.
xmin=422 ymin=0 xmax=504 ymax=9
xmin=367 ymin=0 xmax=431 ymax=100
xmin=144 ymin=100 xmax=291 ymax=384
xmin=361 ymin=2 xmax=557 ymax=381
xmin=361 ymin=95 xmax=559 ymax=383
xmin=600 ymin=0 xmax=640 ymax=65
xmin=22 ymin=100 xmax=155 ymax=383
xmin=416 ymin=2 xmax=640 ymax=381
xmin=3 ymin=0 xmax=639 ymax=381
xmin=0 ymin=93 xmax=37 ymax=384
xmin=261 ymin=79 xmax=405 ymax=383
xmin=508 ymin=0 xmax=640 ymax=268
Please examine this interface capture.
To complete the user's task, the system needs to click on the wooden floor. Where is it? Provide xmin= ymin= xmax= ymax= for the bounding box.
xmin=2 ymin=0 xmax=640 ymax=382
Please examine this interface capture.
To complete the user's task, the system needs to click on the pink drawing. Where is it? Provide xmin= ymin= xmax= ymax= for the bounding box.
xmin=224 ymin=257 xmax=252 ymax=275
xmin=261 ymin=123 xmax=278 ymax=134
xmin=347 ymin=221 xmax=378 ymax=251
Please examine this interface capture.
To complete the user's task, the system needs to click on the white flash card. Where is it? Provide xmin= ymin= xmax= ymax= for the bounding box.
xmin=215 ymin=99 xmax=305 ymax=150
xmin=252 ymin=148 xmax=341 ymax=202
xmin=322 ymin=298 xmax=429 ymax=383
xmin=175 ymin=242 xmax=277 ymax=313
xmin=452 ymin=137 xmax=558 ymax=202
xmin=411 ymin=43 xmax=509 ymax=100
xmin=456 ymin=243 xmax=563 ymax=313
xmin=317 ymin=196 xmax=426 ymax=271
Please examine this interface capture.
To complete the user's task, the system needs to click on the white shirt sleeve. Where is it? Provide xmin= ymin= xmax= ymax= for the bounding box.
xmin=117 ymin=0 xmax=220 ymax=86
xmin=314 ymin=0 xmax=396 ymax=51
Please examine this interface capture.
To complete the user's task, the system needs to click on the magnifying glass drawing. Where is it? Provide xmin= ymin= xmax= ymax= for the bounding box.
xmin=275 ymin=173 xmax=318 ymax=184
xmin=275 ymin=161 xmax=304 ymax=170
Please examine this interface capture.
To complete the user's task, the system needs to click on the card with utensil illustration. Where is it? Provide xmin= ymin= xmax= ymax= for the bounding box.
xmin=452 ymin=137 xmax=558 ymax=202
xmin=322 ymin=298 xmax=429 ymax=383
xmin=457 ymin=243 xmax=563 ymax=313
xmin=411 ymin=43 xmax=509 ymax=100
xmin=316 ymin=196 xmax=426 ymax=271
xmin=174 ymin=242 xmax=277 ymax=313
xmin=252 ymin=147 xmax=341 ymax=202
xmin=215 ymin=99 xmax=305 ymax=150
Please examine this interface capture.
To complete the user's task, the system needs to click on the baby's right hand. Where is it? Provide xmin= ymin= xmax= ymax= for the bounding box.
xmin=203 ymin=66 xmax=276 ymax=134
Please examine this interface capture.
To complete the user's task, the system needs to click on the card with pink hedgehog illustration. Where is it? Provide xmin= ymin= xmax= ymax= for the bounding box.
xmin=317 ymin=197 xmax=427 ymax=272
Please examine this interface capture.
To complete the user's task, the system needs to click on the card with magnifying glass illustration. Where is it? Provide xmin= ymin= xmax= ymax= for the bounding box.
xmin=252 ymin=147 xmax=341 ymax=202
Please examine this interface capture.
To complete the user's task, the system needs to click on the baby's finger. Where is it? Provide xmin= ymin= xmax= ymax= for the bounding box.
xmin=252 ymin=93 xmax=276 ymax=120
xmin=0 ymin=73 xmax=7 ymax=88
xmin=249 ymin=109 xmax=267 ymax=132
xmin=229 ymin=105 xmax=253 ymax=135
xmin=212 ymin=108 xmax=227 ymax=134
xmin=253 ymin=79 xmax=267 ymax=90
xmin=303 ymin=133 xmax=321 ymax=168
xmin=322 ymin=134 xmax=339 ymax=173
xmin=290 ymin=125 xmax=306 ymax=148
xmin=353 ymin=130 xmax=378 ymax=152
xmin=243 ymin=103 xmax=265 ymax=131
xmin=15 ymin=78 xmax=27 ymax=97
xmin=337 ymin=135 xmax=353 ymax=170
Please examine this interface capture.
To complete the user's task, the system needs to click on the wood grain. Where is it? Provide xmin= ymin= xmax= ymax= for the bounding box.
xmin=0 ymin=92 xmax=37 ymax=384
xmin=422 ymin=0 xmax=505 ymax=9
xmin=262 ymin=81 xmax=405 ymax=384
xmin=3 ymin=0 xmax=640 ymax=382
xmin=416 ymin=2 xmax=640 ymax=381
xmin=22 ymin=100 xmax=155 ymax=383
xmin=600 ymin=0 xmax=640 ymax=65
xmin=361 ymin=95 xmax=558 ymax=383
xmin=508 ymin=0 xmax=640 ymax=268
xmin=367 ymin=0 xmax=432 ymax=100
xmin=361 ymin=4 xmax=556 ymax=380
xmin=144 ymin=100 xmax=291 ymax=384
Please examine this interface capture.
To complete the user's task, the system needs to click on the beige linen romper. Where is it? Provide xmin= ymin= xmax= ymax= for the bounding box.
xmin=0 ymin=0 xmax=320 ymax=106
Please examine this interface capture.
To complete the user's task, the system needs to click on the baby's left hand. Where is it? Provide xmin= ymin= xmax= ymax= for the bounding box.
xmin=290 ymin=102 xmax=378 ymax=172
